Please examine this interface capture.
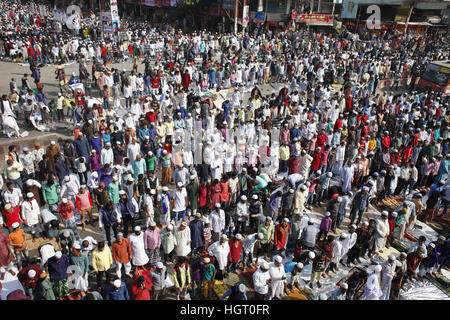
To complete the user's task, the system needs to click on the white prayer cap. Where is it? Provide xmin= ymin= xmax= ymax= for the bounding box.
xmin=296 ymin=263 xmax=304 ymax=269
xmin=55 ymin=251 xmax=62 ymax=259
xmin=134 ymin=226 xmax=141 ymax=232
xmin=363 ymin=221 xmax=369 ymax=226
xmin=257 ymin=233 xmax=264 ymax=240
xmin=368 ymin=181 xmax=374 ymax=186
xmin=242 ymin=168 xmax=247 ymax=172
xmin=300 ymin=185 xmax=307 ymax=191
xmin=27 ymin=192 xmax=34 ymax=198
xmin=351 ymin=224 xmax=357 ymax=229
xmin=119 ymin=190 xmax=126 ymax=195
xmin=325 ymin=211 xmax=331 ymax=217
xmin=362 ymin=186 xmax=369 ymax=191
xmin=113 ymin=280 xmax=122 ymax=288
xmin=88 ymin=120 xmax=93 ymax=124
xmin=241 ymin=195 xmax=247 ymax=201
xmin=156 ymin=262 xmax=164 ymax=269
xmin=23 ymin=147 xmax=29 ymax=152
xmin=391 ymin=212 xmax=398 ymax=217
xmin=27 ymin=269 xmax=36 ymax=278
xmin=319 ymin=293 xmax=328 ymax=300
xmin=341 ymin=283 xmax=348 ymax=289
xmin=252 ymin=194 xmax=258 ymax=200
xmin=327 ymin=172 xmax=333 ymax=177
xmin=388 ymin=254 xmax=396 ymax=261
xmin=283 ymin=217 xmax=290 ymax=223
xmin=64 ymin=176 xmax=70 ymax=182
xmin=12 ymin=222 xmax=20 ymax=229
xmin=162 ymin=186 xmax=169 ymax=192
xmin=374 ymin=265 xmax=382 ymax=273
xmin=150 ymin=189 xmax=156 ymax=195
xmin=289 ymin=189 xmax=294 ymax=194
xmin=308 ymin=251 xmax=316 ymax=259
xmin=382 ymin=210 xmax=389 ymax=216
xmin=261 ymin=262 xmax=269 ymax=270
xmin=274 ymin=255 xmax=282 ymax=263
xmin=73 ymin=243 xmax=82 ymax=250
xmin=221 ymin=234 xmax=228 ymax=240
xmin=190 ymin=175 xmax=196 ymax=180
xmin=128 ymin=177 xmax=134 ymax=182
xmin=149 ymin=221 xmax=156 ymax=227
xmin=167 ymin=224 xmax=173 ymax=231
xmin=62 ymin=198 xmax=68 ymax=203
xmin=51 ymin=141 xmax=56 ymax=145
xmin=238 ymin=284 xmax=246 ymax=293
xmin=235 ymin=233 xmax=243 ymax=240
xmin=215 ymin=203 xmax=221 ymax=208
xmin=162 ymin=150 xmax=168 ymax=154
xmin=181 ymin=221 xmax=187 ymax=227
xmin=341 ymin=233 xmax=348 ymax=239
xmin=92 ymin=172 xmax=98 ymax=177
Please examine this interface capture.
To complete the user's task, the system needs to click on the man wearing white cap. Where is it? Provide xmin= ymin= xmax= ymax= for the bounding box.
xmin=106 ymin=279 xmax=130 ymax=300
xmin=157 ymin=186 xmax=172 ymax=227
xmin=350 ymin=186 xmax=370 ymax=225
xmin=144 ymin=221 xmax=161 ymax=265
xmin=208 ymin=234 xmax=230 ymax=280
xmin=268 ymin=255 xmax=286 ymax=299
xmin=101 ymin=142 xmax=114 ymax=166
xmin=373 ymin=211 xmax=390 ymax=256
xmin=236 ymin=195 xmax=249 ymax=235
xmin=20 ymin=192 xmax=42 ymax=242
xmin=161 ymin=224 xmax=177 ymax=262
xmin=341 ymin=224 xmax=358 ymax=266
xmin=17 ymin=264 xmax=42 ymax=300
xmin=221 ymin=283 xmax=248 ymax=300
xmin=126 ymin=137 xmax=141 ymax=162
xmin=328 ymin=234 xmax=347 ymax=273
xmin=274 ymin=218 xmax=290 ymax=258
xmin=252 ymin=261 xmax=271 ymax=300
xmin=360 ymin=265 xmax=383 ymax=300
xmin=380 ymin=254 xmax=397 ymax=300
xmin=173 ymin=182 xmax=188 ymax=222
xmin=128 ymin=226 xmax=149 ymax=267
xmin=69 ymin=242 xmax=89 ymax=292
xmin=328 ymin=282 xmax=348 ymax=300
xmin=60 ymin=174 xmax=80 ymax=206
xmin=8 ymin=222 xmax=29 ymax=268
xmin=210 ymin=203 xmax=226 ymax=243
xmin=149 ymin=261 xmax=168 ymax=300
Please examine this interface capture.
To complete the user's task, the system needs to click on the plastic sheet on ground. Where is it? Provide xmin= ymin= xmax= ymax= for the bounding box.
xmin=398 ymin=280 xmax=449 ymax=300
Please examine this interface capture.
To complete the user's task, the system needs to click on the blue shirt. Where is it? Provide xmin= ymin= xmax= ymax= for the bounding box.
xmin=106 ymin=283 xmax=129 ymax=300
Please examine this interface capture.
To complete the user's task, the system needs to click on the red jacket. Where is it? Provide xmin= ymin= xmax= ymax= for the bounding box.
xmin=381 ymin=136 xmax=391 ymax=152
xmin=333 ymin=118 xmax=342 ymax=133
xmin=311 ymin=151 xmax=322 ymax=171
xmin=182 ymin=72 xmax=191 ymax=89
xmin=228 ymin=238 xmax=242 ymax=263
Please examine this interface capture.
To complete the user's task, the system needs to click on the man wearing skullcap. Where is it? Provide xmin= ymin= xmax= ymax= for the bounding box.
xmin=189 ymin=213 xmax=204 ymax=253
xmin=347 ymin=222 xmax=371 ymax=265
xmin=350 ymin=186 xmax=370 ymax=225
xmin=380 ymin=254 xmax=397 ymax=300
xmin=201 ymin=257 xmax=216 ymax=299
xmin=221 ymin=283 xmax=248 ymax=300
xmin=252 ymin=262 xmax=271 ymax=300
xmin=228 ymin=233 xmax=243 ymax=273
xmin=208 ymin=234 xmax=230 ymax=280
xmin=106 ymin=279 xmax=129 ymax=300
xmin=269 ymin=255 xmax=286 ymax=299
xmin=149 ymin=262 xmax=168 ymax=300
xmin=274 ymin=218 xmax=290 ymax=258
xmin=21 ymin=192 xmax=42 ymax=242
xmin=258 ymin=217 xmax=275 ymax=261
xmin=111 ymin=233 xmax=133 ymax=279
xmin=17 ymin=263 xmax=42 ymax=300
xmin=47 ymin=251 xmax=70 ymax=298
xmin=360 ymin=265 xmax=383 ymax=300
xmin=328 ymin=283 xmax=348 ymax=300
xmin=373 ymin=211 xmax=390 ymax=255
xmin=129 ymin=226 xmax=149 ymax=267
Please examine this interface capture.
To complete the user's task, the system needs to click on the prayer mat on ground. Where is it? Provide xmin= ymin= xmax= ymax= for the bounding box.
xmin=213 ymin=280 xmax=228 ymax=298
xmin=286 ymin=288 xmax=310 ymax=300
xmin=240 ymin=266 xmax=258 ymax=289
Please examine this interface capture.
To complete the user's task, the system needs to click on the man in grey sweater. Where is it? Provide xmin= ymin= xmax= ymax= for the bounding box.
xmin=149 ymin=261 xmax=167 ymax=300
xmin=300 ymin=220 xmax=319 ymax=250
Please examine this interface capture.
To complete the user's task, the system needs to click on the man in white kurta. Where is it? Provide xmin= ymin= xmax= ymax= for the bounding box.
xmin=360 ymin=265 xmax=383 ymax=300
xmin=210 ymin=204 xmax=226 ymax=243
xmin=330 ymin=234 xmax=346 ymax=272
xmin=208 ymin=234 xmax=230 ymax=276
xmin=252 ymin=262 xmax=271 ymax=299
xmin=174 ymin=221 xmax=191 ymax=257
xmin=341 ymin=161 xmax=355 ymax=193
xmin=373 ymin=211 xmax=390 ymax=254
xmin=268 ymin=255 xmax=286 ymax=299
xmin=380 ymin=254 xmax=397 ymax=300
xmin=128 ymin=226 xmax=149 ymax=267
xmin=126 ymin=138 xmax=141 ymax=162
xmin=341 ymin=224 xmax=357 ymax=265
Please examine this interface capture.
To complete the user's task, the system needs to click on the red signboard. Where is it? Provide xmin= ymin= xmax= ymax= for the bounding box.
xmin=292 ymin=13 xmax=334 ymax=25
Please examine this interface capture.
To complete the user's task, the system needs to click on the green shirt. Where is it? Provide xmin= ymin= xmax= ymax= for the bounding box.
xmin=238 ymin=174 xmax=252 ymax=192
xmin=39 ymin=279 xmax=56 ymax=300
xmin=145 ymin=155 xmax=157 ymax=171
xmin=161 ymin=154 xmax=172 ymax=169
xmin=201 ymin=263 xmax=216 ymax=281
xmin=108 ymin=182 xmax=120 ymax=204
xmin=42 ymin=183 xmax=60 ymax=205
xmin=258 ymin=223 xmax=275 ymax=244
xmin=161 ymin=229 xmax=177 ymax=254
xmin=186 ymin=182 xmax=199 ymax=210
xmin=69 ymin=252 xmax=90 ymax=275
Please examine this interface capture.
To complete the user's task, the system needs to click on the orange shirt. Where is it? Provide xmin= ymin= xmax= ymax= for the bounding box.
xmin=9 ymin=229 xmax=27 ymax=251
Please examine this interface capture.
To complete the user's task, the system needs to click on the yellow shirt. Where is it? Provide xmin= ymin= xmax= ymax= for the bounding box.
xmin=368 ymin=139 xmax=377 ymax=151
xmin=279 ymin=146 xmax=290 ymax=161
xmin=92 ymin=246 xmax=113 ymax=271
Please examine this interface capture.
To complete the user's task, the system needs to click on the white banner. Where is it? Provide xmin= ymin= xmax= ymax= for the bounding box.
xmin=243 ymin=5 xmax=249 ymax=28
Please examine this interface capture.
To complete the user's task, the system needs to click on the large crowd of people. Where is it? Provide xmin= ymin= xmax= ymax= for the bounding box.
xmin=0 ymin=0 xmax=449 ymax=301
